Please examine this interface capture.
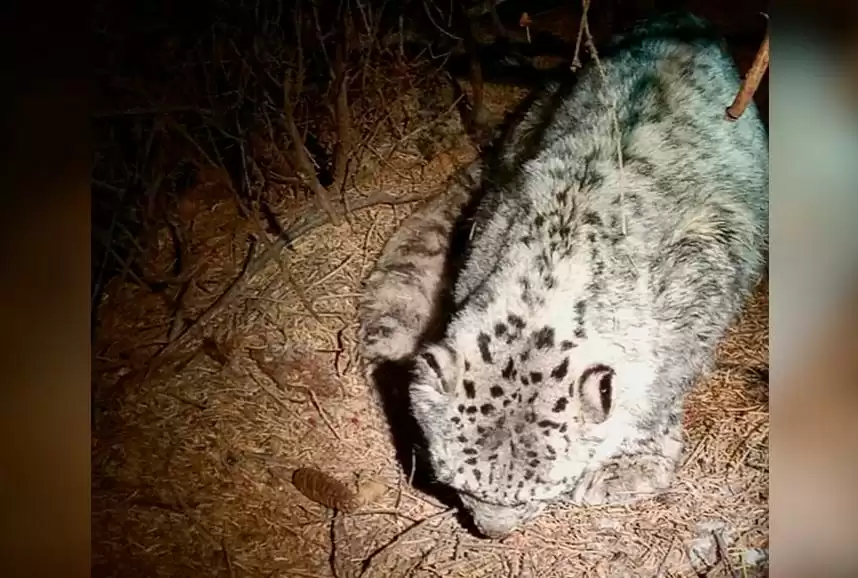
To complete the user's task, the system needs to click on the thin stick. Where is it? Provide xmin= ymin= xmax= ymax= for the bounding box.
xmin=654 ymin=533 xmax=677 ymax=577
xmin=726 ymin=26 xmax=769 ymax=121
xmin=332 ymin=40 xmax=353 ymax=193
xmin=298 ymin=509 xmax=419 ymax=526
xmin=221 ymin=538 xmax=236 ymax=578
xmin=571 ymin=0 xmax=589 ymax=69
xmin=359 ymin=509 xmax=456 ymax=578
xmin=254 ymin=374 xmax=343 ymax=441
xmin=91 ymin=106 xmax=213 ymax=119
xmin=713 ymin=530 xmax=739 ymax=578
xmin=329 ymin=511 xmax=342 ymax=578
xmin=579 ymin=1 xmax=627 ymax=236
xmin=307 ymin=254 xmax=356 ymax=290
xmin=284 ymin=76 xmax=341 ymax=225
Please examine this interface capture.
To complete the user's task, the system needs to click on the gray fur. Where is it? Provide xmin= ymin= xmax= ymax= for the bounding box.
xmin=359 ymin=12 xmax=768 ymax=539
xmin=356 ymin=162 xmax=480 ymax=373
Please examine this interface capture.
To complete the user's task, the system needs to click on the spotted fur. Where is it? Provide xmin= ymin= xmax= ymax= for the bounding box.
xmin=361 ymin=12 xmax=768 ymax=539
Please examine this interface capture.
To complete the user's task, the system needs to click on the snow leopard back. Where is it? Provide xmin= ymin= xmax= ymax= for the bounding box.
xmin=356 ymin=73 xmax=577 ymax=376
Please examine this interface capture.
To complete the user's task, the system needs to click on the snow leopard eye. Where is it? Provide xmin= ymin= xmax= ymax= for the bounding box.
xmin=577 ymin=364 xmax=615 ymax=424
xmin=598 ymin=372 xmax=613 ymax=415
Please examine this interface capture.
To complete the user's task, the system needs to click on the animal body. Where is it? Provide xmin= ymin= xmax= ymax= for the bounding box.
xmin=358 ymin=12 xmax=769 ymax=539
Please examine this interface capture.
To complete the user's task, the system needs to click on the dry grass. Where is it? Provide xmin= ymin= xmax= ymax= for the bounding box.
xmin=92 ymin=4 xmax=769 ymax=577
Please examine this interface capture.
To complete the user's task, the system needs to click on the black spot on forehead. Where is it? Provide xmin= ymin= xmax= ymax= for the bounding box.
xmin=553 ymin=397 xmax=568 ymax=412
xmin=583 ymin=211 xmax=602 ymax=226
xmin=465 ymin=457 xmax=478 ymax=465
xmin=480 ymin=404 xmax=495 ymax=416
xmin=574 ymin=327 xmax=586 ymax=339
xmin=474 ymin=469 xmax=482 ymax=481
xmin=464 ymin=360 xmax=471 ymax=371
xmin=575 ymin=300 xmax=587 ymax=318
xmin=463 ymin=447 xmax=478 ymax=455
xmin=477 ymin=333 xmax=493 ymax=364
xmin=560 ymin=340 xmax=576 ymax=351
xmin=538 ymin=419 xmax=562 ymax=429
xmin=501 ymin=357 xmax=515 ymax=380
xmin=533 ymin=326 xmax=555 ymax=349
xmin=530 ymin=371 xmax=543 ymax=384
xmin=457 ymin=435 xmax=468 ymax=443
xmin=520 ymin=375 xmax=530 ymax=386
xmin=507 ymin=314 xmax=526 ymax=330
xmin=494 ymin=322 xmax=507 ymax=337
xmin=457 ymin=404 xmax=465 ymax=413
xmin=466 ymin=406 xmax=478 ymax=414
xmin=463 ymin=380 xmax=476 ymax=399
xmin=551 ymin=358 xmax=569 ymax=380
xmin=490 ymin=385 xmax=505 ymax=398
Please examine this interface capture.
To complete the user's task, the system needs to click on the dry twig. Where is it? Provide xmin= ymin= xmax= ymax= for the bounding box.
xmin=284 ymin=74 xmax=341 ymax=225
xmin=221 ymin=538 xmax=236 ymax=578
xmin=332 ymin=39 xmax=354 ymax=194
xmin=726 ymin=25 xmax=770 ymax=121
xmin=713 ymin=530 xmax=739 ymax=578
xmin=359 ymin=508 xmax=456 ymax=578
xmin=254 ymin=374 xmax=343 ymax=441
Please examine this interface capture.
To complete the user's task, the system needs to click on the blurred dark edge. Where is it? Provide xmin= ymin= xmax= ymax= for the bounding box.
xmin=0 ymin=0 xmax=91 ymax=577
xmin=772 ymin=3 xmax=858 ymax=577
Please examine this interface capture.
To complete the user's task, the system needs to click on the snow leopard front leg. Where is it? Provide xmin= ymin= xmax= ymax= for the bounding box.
xmin=569 ymin=404 xmax=684 ymax=507
xmin=357 ymin=163 xmax=481 ymax=373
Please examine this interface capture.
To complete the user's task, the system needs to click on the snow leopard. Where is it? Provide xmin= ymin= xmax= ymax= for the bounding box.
xmin=358 ymin=11 xmax=769 ymax=539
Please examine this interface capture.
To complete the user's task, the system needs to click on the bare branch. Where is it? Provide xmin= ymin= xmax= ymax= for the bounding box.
xmin=726 ymin=25 xmax=770 ymax=121
xmin=332 ymin=37 xmax=353 ymax=192
xmin=284 ymin=74 xmax=341 ymax=225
